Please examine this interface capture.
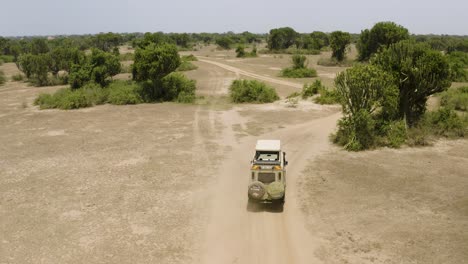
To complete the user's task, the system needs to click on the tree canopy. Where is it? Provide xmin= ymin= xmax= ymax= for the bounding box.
xmin=329 ymin=31 xmax=351 ymax=61
xmin=371 ymin=40 xmax=451 ymax=125
xmin=132 ymin=43 xmax=180 ymax=83
xmin=267 ymin=27 xmax=298 ymax=50
xmin=357 ymin=22 xmax=410 ymax=61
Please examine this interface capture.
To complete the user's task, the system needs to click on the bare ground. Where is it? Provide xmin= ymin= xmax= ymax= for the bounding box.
xmin=1 ymin=48 xmax=467 ymax=264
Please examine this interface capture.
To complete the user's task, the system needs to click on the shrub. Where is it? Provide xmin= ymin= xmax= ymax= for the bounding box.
xmin=333 ymin=110 xmax=377 ymax=151
xmin=440 ymin=87 xmax=468 ymax=111
xmin=236 ymin=45 xmax=246 ymax=58
xmin=181 ymin=54 xmax=198 ymax=61
xmin=12 ymin=73 xmax=25 ymax=81
xmin=292 ymin=54 xmax=307 ymax=69
xmin=287 ymin=91 xmax=301 ymax=98
xmin=160 ymin=72 xmax=196 ymax=103
xmin=447 ymin=51 xmax=468 ymax=82
xmin=0 ymin=55 xmax=14 ymax=63
xmin=302 ymin=80 xmax=323 ymax=98
xmin=423 ymin=107 xmax=467 ymax=137
xmin=229 ymin=80 xmax=279 ymax=103
xmin=34 ymin=84 xmax=107 ymax=110
xmin=317 ymin=58 xmax=354 ymax=67
xmin=119 ymin=53 xmax=134 ymax=61
xmin=51 ymin=89 xmax=91 ymax=109
xmin=0 ymin=70 xmax=6 ymax=85
xmin=107 ymin=81 xmax=143 ymax=105
xmin=380 ymin=120 xmax=407 ymax=148
xmin=281 ymin=67 xmax=317 ymax=78
xmin=314 ymin=87 xmax=340 ymax=104
xmin=280 ymin=54 xmax=317 ymax=78
xmin=176 ymin=60 xmax=198 ymax=71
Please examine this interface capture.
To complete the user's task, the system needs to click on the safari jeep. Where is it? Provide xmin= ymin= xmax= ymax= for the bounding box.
xmin=248 ymin=140 xmax=288 ymax=204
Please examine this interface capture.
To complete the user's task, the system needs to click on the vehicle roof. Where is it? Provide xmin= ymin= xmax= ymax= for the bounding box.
xmin=256 ymin=140 xmax=281 ymax=151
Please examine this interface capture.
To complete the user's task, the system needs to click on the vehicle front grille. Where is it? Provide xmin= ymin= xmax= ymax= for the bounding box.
xmin=258 ymin=173 xmax=275 ymax=184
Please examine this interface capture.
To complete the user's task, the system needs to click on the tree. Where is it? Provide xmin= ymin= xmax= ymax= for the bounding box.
xmin=357 ymin=22 xmax=409 ymax=61
xmin=30 ymin=38 xmax=50 ymax=55
xmin=372 ymin=40 xmax=451 ymax=125
xmin=89 ymin=49 xmax=121 ymax=86
xmin=49 ymin=47 xmax=84 ymax=76
xmin=132 ymin=43 xmax=180 ymax=82
xmin=168 ymin=33 xmax=192 ymax=48
xmin=68 ymin=49 xmax=121 ymax=88
xmin=241 ymin=31 xmax=258 ymax=44
xmin=215 ymin=36 xmax=233 ymax=50
xmin=329 ymin=31 xmax=351 ymax=61
xmin=334 ymin=65 xmax=399 ymax=151
xmin=310 ymin=31 xmax=329 ymax=50
xmin=133 ymin=32 xmax=172 ymax=49
xmin=236 ymin=45 xmax=246 ymax=58
xmin=267 ymin=27 xmax=298 ymax=50
xmin=18 ymin=53 xmax=51 ymax=86
xmin=335 ymin=64 xmax=398 ymax=117
xmin=93 ymin=32 xmax=123 ymax=52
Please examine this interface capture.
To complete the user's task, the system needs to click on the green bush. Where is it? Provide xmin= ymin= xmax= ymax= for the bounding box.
xmin=34 ymin=83 xmax=109 ymax=109
xmin=314 ymin=87 xmax=340 ymax=104
xmin=0 ymin=55 xmax=14 ymax=63
xmin=423 ymin=107 xmax=467 ymax=137
xmin=287 ymin=91 xmax=301 ymax=98
xmin=160 ymin=72 xmax=196 ymax=103
xmin=280 ymin=67 xmax=317 ymax=78
xmin=229 ymin=80 xmax=279 ymax=103
xmin=181 ymin=54 xmax=198 ymax=61
xmin=292 ymin=54 xmax=307 ymax=69
xmin=447 ymin=51 xmax=468 ymax=82
xmin=0 ymin=70 xmax=6 ymax=85
xmin=333 ymin=110 xmax=377 ymax=151
xmin=119 ymin=53 xmax=134 ymax=61
xmin=440 ymin=87 xmax=468 ymax=111
xmin=302 ymin=80 xmax=323 ymax=98
xmin=176 ymin=60 xmax=198 ymax=71
xmin=107 ymin=81 xmax=142 ymax=105
xmin=12 ymin=73 xmax=25 ymax=81
xmin=379 ymin=120 xmax=407 ymax=148
xmin=281 ymin=54 xmax=317 ymax=78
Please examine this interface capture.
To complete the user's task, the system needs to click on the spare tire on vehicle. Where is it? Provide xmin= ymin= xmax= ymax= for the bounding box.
xmin=248 ymin=181 xmax=266 ymax=200
xmin=267 ymin=182 xmax=285 ymax=200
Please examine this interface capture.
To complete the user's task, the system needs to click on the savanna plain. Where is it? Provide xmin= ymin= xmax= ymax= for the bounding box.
xmin=1 ymin=43 xmax=467 ymax=264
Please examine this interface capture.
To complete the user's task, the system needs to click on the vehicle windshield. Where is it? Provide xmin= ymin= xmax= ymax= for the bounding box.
xmin=255 ymin=151 xmax=279 ymax=161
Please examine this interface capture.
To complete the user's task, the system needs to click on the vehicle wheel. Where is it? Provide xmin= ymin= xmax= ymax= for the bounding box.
xmin=248 ymin=181 xmax=265 ymax=200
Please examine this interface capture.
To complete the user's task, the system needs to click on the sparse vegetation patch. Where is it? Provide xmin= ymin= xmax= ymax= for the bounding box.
xmin=280 ymin=54 xmax=317 ymax=78
xmin=229 ymin=80 xmax=279 ymax=103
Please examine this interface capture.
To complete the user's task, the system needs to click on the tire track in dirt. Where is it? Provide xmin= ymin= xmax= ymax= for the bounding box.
xmin=197 ymin=58 xmax=303 ymax=89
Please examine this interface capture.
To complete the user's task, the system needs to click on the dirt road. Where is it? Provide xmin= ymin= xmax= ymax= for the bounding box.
xmin=201 ymin=107 xmax=341 ymax=263
xmin=197 ymin=58 xmax=303 ymax=89
xmin=186 ymin=57 xmax=341 ymax=263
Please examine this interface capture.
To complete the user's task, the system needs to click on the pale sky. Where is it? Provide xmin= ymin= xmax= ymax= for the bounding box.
xmin=1 ymin=0 xmax=467 ymax=36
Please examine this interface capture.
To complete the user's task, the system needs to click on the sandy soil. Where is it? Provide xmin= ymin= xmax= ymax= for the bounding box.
xmin=1 ymin=46 xmax=467 ymax=264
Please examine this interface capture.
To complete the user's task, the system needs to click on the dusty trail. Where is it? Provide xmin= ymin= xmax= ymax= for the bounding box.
xmin=202 ymin=107 xmax=341 ymax=264
xmin=197 ymin=58 xmax=303 ymax=89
